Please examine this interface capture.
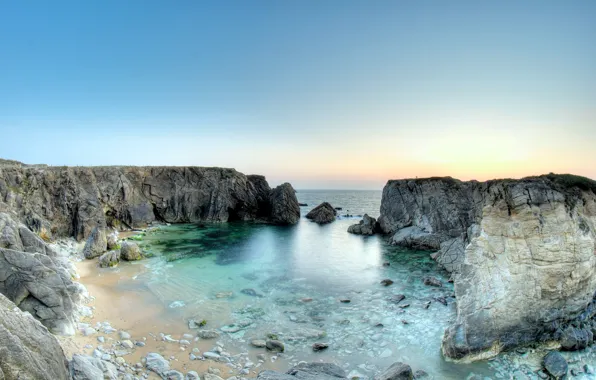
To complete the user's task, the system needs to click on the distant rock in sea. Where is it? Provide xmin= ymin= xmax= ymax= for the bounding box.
xmin=306 ymin=202 xmax=337 ymax=224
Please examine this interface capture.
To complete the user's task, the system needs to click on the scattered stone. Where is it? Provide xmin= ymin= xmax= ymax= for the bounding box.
xmin=121 ymin=340 xmax=134 ymax=349
xmin=251 ymin=339 xmax=267 ymax=348
xmin=119 ymin=331 xmax=131 ymax=340
xmin=375 ymin=361 xmax=413 ymax=380
xmin=301 ymin=297 xmax=313 ymax=303
xmin=398 ymin=303 xmax=410 ymax=309
xmin=186 ymin=371 xmax=200 ymax=380
xmin=312 ymin=342 xmax=329 ymax=352
xmin=163 ymin=370 xmax=184 ymax=380
xmin=265 ymin=339 xmax=285 ymax=352
xmin=422 ymin=276 xmax=442 ymax=287
xmin=380 ymin=279 xmax=394 ymax=286
xmin=389 ymin=294 xmax=406 ymax=304
xmin=145 ymin=353 xmax=170 ymax=376
xmin=97 ymin=336 xmax=105 ymax=343
xmin=198 ymin=330 xmax=220 ymax=339
xmin=241 ymin=288 xmax=262 ymax=297
xmin=434 ymin=297 xmax=447 ymax=306
xmin=339 ymin=298 xmax=351 ymax=303
xmin=543 ymin=351 xmax=568 ymax=379
xmin=203 ymin=352 xmax=221 ymax=360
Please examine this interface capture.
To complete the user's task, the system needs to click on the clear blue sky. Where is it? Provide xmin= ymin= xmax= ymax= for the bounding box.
xmin=1 ymin=1 xmax=595 ymax=189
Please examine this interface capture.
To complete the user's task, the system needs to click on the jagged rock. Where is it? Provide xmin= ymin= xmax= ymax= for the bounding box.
xmin=543 ymin=351 xmax=568 ymax=379
xmin=120 ymin=241 xmax=142 ymax=261
xmin=0 ymin=292 xmax=70 ymax=380
xmin=0 ymin=165 xmax=300 ymax=241
xmin=374 ymin=361 xmax=413 ymax=380
xmin=269 ymin=183 xmax=300 ymax=225
xmin=99 ymin=250 xmax=120 ymax=268
xmin=347 ymin=214 xmax=378 ymax=235
xmin=306 ymin=202 xmax=337 ymax=224
xmin=83 ymin=226 xmax=107 ymax=259
xmin=378 ymin=175 xmax=596 ymax=361
xmin=70 ymin=354 xmax=118 ymax=380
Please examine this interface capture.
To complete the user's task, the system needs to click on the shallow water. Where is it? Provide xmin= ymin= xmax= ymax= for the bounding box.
xmin=89 ymin=191 xmax=596 ymax=379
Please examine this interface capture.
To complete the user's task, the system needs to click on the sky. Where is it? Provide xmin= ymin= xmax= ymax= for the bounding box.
xmin=0 ymin=1 xmax=595 ymax=189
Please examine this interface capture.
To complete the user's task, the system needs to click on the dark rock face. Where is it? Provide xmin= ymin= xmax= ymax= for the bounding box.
xmin=269 ymin=183 xmax=300 ymax=225
xmin=378 ymin=175 xmax=596 ymax=361
xmin=306 ymin=202 xmax=337 ymax=224
xmin=374 ymin=361 xmax=413 ymax=380
xmin=560 ymin=326 xmax=593 ymax=351
xmin=0 ymin=292 xmax=70 ymax=380
xmin=347 ymin=214 xmax=378 ymax=235
xmin=0 ymin=165 xmax=299 ymax=241
xmin=543 ymin=351 xmax=568 ymax=379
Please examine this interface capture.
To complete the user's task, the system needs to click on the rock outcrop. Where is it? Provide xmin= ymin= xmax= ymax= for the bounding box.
xmin=306 ymin=202 xmax=337 ymax=224
xmin=0 ymin=292 xmax=70 ymax=380
xmin=0 ymin=212 xmax=84 ymax=335
xmin=0 ymin=165 xmax=300 ymax=241
xmin=348 ymin=214 xmax=378 ymax=235
xmin=377 ymin=174 xmax=596 ymax=361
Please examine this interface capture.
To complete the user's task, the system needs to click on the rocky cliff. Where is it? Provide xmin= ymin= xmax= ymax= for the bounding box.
xmin=378 ymin=174 xmax=596 ymax=361
xmin=0 ymin=163 xmax=300 ymax=241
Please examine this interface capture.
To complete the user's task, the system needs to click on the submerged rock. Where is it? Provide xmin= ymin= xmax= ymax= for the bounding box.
xmin=543 ymin=351 xmax=568 ymax=379
xmin=241 ymin=288 xmax=262 ymax=297
xmin=266 ymin=339 xmax=285 ymax=352
xmin=374 ymin=361 xmax=413 ymax=380
xmin=380 ymin=279 xmax=394 ymax=286
xmin=306 ymin=202 xmax=337 ymax=224
xmin=422 ymin=276 xmax=442 ymax=287
xmin=312 ymin=342 xmax=329 ymax=351
xmin=347 ymin=214 xmax=378 ymax=235
xmin=120 ymin=241 xmax=142 ymax=261
xmin=83 ymin=226 xmax=107 ymax=259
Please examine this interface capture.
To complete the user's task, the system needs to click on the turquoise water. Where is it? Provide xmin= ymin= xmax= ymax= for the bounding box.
xmin=113 ymin=191 xmax=596 ymax=379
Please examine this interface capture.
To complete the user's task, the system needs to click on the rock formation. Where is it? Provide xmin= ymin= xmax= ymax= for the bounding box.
xmin=306 ymin=202 xmax=337 ymax=224
xmin=377 ymin=174 xmax=596 ymax=361
xmin=0 ymin=212 xmax=84 ymax=335
xmin=347 ymin=214 xmax=378 ymax=235
xmin=0 ymin=292 xmax=70 ymax=380
xmin=0 ymin=164 xmax=300 ymax=241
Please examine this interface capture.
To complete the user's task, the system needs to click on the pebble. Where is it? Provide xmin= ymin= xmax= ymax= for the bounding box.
xmin=97 ymin=336 xmax=105 ymax=343
xmin=203 ymin=352 xmax=221 ymax=360
xmin=119 ymin=331 xmax=131 ymax=340
xmin=121 ymin=340 xmax=134 ymax=349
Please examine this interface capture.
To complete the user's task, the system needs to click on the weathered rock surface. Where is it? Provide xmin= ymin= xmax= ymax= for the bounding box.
xmin=306 ymin=202 xmax=337 ymax=224
xmin=83 ymin=226 xmax=107 ymax=259
xmin=347 ymin=214 xmax=378 ymax=235
xmin=120 ymin=241 xmax=142 ymax=261
xmin=70 ymin=354 xmax=118 ymax=380
xmin=0 ymin=292 xmax=70 ymax=380
xmin=0 ymin=212 xmax=84 ymax=334
xmin=268 ymin=182 xmax=300 ymax=225
xmin=257 ymin=362 xmax=346 ymax=379
xmin=0 ymin=165 xmax=300 ymax=241
xmin=98 ymin=250 xmax=120 ymax=268
xmin=374 ymin=361 xmax=413 ymax=380
xmin=543 ymin=351 xmax=568 ymax=379
xmin=378 ymin=174 xmax=596 ymax=361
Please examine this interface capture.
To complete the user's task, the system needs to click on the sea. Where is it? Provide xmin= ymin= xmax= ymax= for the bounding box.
xmin=100 ymin=190 xmax=596 ymax=379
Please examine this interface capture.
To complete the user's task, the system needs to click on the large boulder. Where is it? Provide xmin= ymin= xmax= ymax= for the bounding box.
xmin=83 ymin=226 xmax=107 ymax=259
xmin=543 ymin=351 xmax=568 ymax=379
xmin=374 ymin=361 xmax=413 ymax=380
xmin=0 ymin=292 xmax=70 ymax=380
xmin=120 ymin=241 xmax=142 ymax=261
xmin=269 ymin=183 xmax=300 ymax=225
xmin=348 ymin=214 xmax=378 ymax=235
xmin=306 ymin=202 xmax=337 ymax=224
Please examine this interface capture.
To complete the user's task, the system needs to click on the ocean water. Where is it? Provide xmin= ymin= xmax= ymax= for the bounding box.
xmin=108 ymin=190 xmax=596 ymax=379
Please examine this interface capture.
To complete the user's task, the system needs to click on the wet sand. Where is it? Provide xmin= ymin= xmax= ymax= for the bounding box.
xmin=67 ymin=259 xmax=283 ymax=378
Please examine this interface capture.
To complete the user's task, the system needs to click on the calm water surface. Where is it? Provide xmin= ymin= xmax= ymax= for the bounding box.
xmin=107 ymin=191 xmax=596 ymax=379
